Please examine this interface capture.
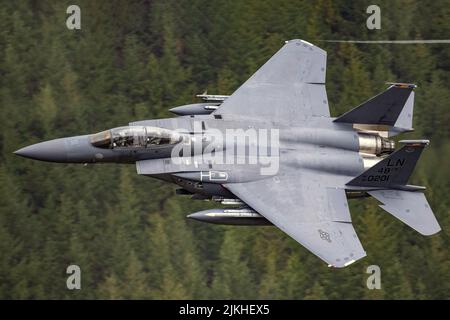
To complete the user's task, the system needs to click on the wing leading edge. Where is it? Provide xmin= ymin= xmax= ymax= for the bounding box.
xmin=213 ymin=39 xmax=330 ymax=122
xmin=225 ymin=173 xmax=366 ymax=268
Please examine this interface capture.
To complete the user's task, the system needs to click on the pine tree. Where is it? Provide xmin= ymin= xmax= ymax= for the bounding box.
xmin=211 ymin=229 xmax=256 ymax=299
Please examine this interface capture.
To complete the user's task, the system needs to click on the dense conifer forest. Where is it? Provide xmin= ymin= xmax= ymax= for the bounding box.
xmin=0 ymin=0 xmax=448 ymax=299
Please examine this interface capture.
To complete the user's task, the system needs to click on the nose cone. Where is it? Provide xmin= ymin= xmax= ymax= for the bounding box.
xmin=14 ymin=139 xmax=68 ymax=162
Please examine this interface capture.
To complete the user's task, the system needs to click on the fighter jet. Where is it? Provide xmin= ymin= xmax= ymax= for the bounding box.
xmin=14 ymin=39 xmax=441 ymax=268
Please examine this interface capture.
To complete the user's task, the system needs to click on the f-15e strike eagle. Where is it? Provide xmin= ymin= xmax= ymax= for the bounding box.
xmin=15 ymin=39 xmax=441 ymax=268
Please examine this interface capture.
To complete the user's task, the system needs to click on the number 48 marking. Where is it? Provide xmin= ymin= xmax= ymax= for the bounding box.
xmin=377 ymin=167 xmax=391 ymax=174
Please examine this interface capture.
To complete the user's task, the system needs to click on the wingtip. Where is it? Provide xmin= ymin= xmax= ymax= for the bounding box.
xmin=285 ymin=39 xmax=314 ymax=46
xmin=386 ymin=82 xmax=418 ymax=89
xmin=330 ymin=250 xmax=367 ymax=268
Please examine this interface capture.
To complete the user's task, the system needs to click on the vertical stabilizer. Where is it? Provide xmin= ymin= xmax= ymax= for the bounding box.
xmin=334 ymin=83 xmax=416 ymax=136
xmin=347 ymin=140 xmax=429 ymax=188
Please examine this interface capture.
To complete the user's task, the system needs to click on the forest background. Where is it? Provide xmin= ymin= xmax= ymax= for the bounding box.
xmin=0 ymin=0 xmax=449 ymax=299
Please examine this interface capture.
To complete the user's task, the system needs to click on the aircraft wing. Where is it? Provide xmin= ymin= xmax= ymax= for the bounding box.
xmin=212 ymin=39 xmax=330 ymax=122
xmin=225 ymin=172 xmax=366 ymax=267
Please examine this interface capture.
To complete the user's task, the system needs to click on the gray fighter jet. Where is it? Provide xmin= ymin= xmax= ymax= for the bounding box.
xmin=15 ymin=39 xmax=441 ymax=268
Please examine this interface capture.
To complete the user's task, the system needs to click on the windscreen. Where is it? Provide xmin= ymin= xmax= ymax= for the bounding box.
xmin=91 ymin=126 xmax=183 ymax=149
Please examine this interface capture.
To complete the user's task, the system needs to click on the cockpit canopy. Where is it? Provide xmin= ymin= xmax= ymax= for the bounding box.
xmin=91 ymin=126 xmax=183 ymax=149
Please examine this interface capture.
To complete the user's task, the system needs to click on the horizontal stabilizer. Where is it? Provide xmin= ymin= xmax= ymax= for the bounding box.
xmin=334 ymin=83 xmax=415 ymax=132
xmin=368 ymin=190 xmax=441 ymax=235
xmin=347 ymin=140 xmax=429 ymax=188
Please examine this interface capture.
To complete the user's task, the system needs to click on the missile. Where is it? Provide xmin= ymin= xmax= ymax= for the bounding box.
xmin=187 ymin=208 xmax=272 ymax=226
xmin=196 ymin=93 xmax=229 ymax=102
xmin=211 ymin=196 xmax=245 ymax=205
